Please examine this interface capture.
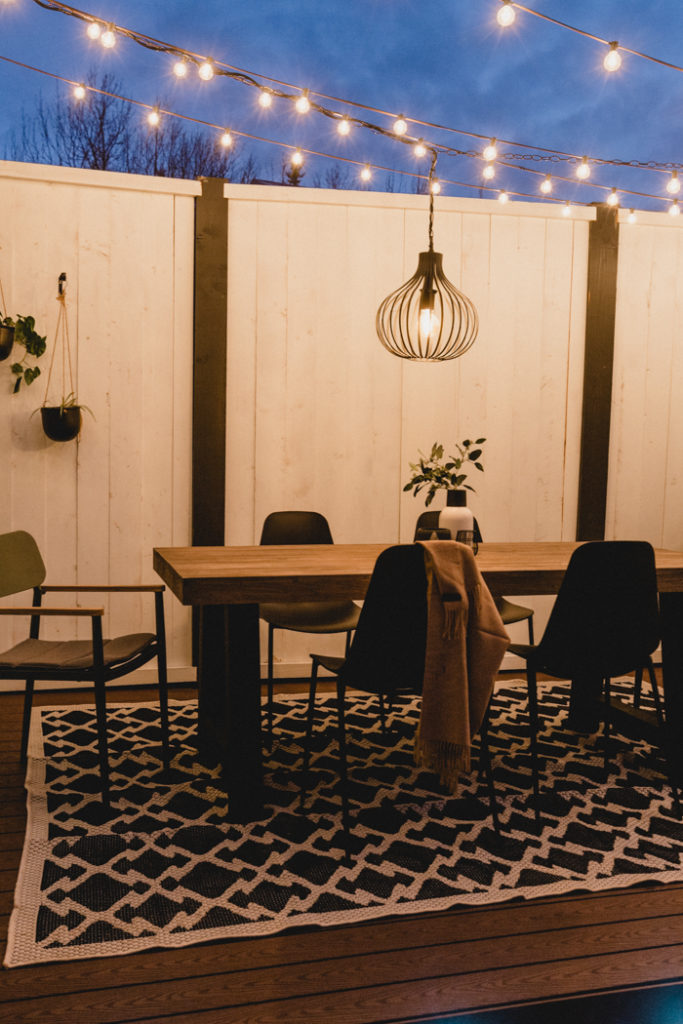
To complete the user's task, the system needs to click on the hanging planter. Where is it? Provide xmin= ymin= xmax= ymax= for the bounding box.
xmin=0 ymin=322 xmax=14 ymax=362
xmin=0 ymin=272 xmax=46 ymax=379
xmin=39 ymin=273 xmax=92 ymax=442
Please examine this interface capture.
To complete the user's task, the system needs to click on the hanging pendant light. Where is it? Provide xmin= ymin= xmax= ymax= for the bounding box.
xmin=376 ymin=156 xmax=478 ymax=361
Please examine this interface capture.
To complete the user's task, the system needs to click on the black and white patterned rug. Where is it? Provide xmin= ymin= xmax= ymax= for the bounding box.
xmin=6 ymin=680 xmax=683 ymax=967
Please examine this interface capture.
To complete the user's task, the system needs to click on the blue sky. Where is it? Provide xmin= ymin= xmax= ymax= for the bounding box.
xmin=0 ymin=0 xmax=681 ymax=209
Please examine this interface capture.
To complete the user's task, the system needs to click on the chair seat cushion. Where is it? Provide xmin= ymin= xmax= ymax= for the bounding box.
xmin=0 ymin=633 xmax=155 ymax=670
xmin=260 ymin=600 xmax=360 ymax=633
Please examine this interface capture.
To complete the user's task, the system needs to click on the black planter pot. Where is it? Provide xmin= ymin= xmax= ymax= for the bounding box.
xmin=0 ymin=324 xmax=15 ymax=362
xmin=41 ymin=406 xmax=82 ymax=442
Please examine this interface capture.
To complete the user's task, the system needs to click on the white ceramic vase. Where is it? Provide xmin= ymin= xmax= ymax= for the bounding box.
xmin=438 ymin=490 xmax=475 ymax=547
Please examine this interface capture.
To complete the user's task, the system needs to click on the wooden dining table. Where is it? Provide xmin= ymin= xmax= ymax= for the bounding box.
xmin=153 ymin=541 xmax=683 ymax=821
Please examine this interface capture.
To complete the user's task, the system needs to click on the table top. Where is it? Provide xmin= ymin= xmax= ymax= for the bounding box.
xmin=153 ymin=540 xmax=683 ymax=605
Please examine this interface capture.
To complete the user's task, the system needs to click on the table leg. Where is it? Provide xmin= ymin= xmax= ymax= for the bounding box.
xmin=197 ymin=602 xmax=264 ymax=822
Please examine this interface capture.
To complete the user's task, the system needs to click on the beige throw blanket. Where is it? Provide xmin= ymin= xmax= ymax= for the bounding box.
xmin=414 ymin=541 xmax=510 ymax=794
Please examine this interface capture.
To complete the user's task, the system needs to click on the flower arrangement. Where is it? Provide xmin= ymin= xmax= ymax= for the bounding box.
xmin=403 ymin=438 xmax=486 ymax=506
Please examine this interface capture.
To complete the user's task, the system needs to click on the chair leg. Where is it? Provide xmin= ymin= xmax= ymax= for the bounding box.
xmin=527 ymin=615 xmax=534 ymax=646
xmin=645 ymin=659 xmax=664 ymax=726
xmin=479 ymin=701 xmax=500 ymax=834
xmin=155 ymin=591 xmax=170 ymax=772
xmin=526 ymin=666 xmax=540 ymax=812
xmin=300 ymin=658 xmax=319 ymax=810
xmin=20 ymin=678 xmax=35 ymax=763
xmin=603 ymin=676 xmax=612 ymax=773
xmin=633 ymin=666 xmax=643 ymax=709
xmin=336 ymin=680 xmax=352 ymax=857
xmin=93 ymin=674 xmax=111 ymax=809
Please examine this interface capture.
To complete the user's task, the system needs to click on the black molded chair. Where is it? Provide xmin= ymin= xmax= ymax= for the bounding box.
xmin=0 ymin=530 xmax=169 ymax=809
xmin=414 ymin=511 xmax=535 ymax=643
xmin=303 ymin=544 xmax=499 ymax=843
xmin=259 ymin=511 xmax=360 ymax=742
xmin=509 ymin=540 xmax=676 ymax=808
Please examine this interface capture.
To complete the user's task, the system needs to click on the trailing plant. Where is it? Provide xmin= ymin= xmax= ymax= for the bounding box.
xmin=3 ymin=314 xmax=47 ymax=392
xmin=404 ymin=438 xmax=486 ymax=506
xmin=45 ymin=391 xmax=94 ymax=418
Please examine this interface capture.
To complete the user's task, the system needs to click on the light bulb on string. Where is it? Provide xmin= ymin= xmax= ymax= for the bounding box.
xmin=295 ymin=91 xmax=310 ymax=114
xmin=606 ymin=188 xmax=619 ymax=207
xmin=100 ymin=24 xmax=116 ymax=48
xmin=73 ymin=83 xmax=86 ymax=100
xmin=198 ymin=60 xmax=215 ymax=81
xmin=576 ymin=157 xmax=590 ymax=180
xmin=497 ymin=1 xmax=516 ymax=27
xmin=670 ymin=200 xmax=680 ymax=217
xmin=540 ymin=174 xmax=552 ymax=194
xmin=627 ymin=209 xmax=637 ymax=223
xmin=291 ymin=149 xmax=304 ymax=166
xmin=360 ymin=165 xmax=372 ymax=182
xmin=414 ymin=140 xmax=427 ymax=158
xmin=393 ymin=115 xmax=408 ymax=136
xmin=483 ymin=138 xmax=497 ymax=162
xmin=498 ymin=190 xmax=509 ymax=204
xmin=147 ymin=108 xmax=160 ymax=127
xmin=258 ymin=89 xmax=273 ymax=108
xmin=337 ymin=118 xmax=351 ymax=136
xmin=220 ymin=130 xmax=232 ymax=148
xmin=173 ymin=59 xmax=188 ymax=78
xmin=430 ymin=179 xmax=441 ymax=195
xmin=603 ymin=42 xmax=622 ymax=72
xmin=562 ymin=202 xmax=572 ymax=217
xmin=666 ymin=171 xmax=680 ymax=195
xmin=86 ymin=21 xmax=101 ymax=40
xmin=482 ymin=163 xmax=495 ymax=181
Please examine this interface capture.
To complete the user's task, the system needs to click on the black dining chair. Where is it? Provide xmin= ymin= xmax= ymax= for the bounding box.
xmin=508 ymin=540 xmax=677 ymax=809
xmin=258 ymin=511 xmax=360 ymax=743
xmin=302 ymin=543 xmax=499 ymax=844
xmin=0 ymin=529 xmax=170 ymax=809
xmin=414 ymin=511 xmax=535 ymax=643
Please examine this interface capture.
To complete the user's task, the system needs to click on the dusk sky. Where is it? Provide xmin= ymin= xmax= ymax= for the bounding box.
xmin=1 ymin=0 xmax=682 ymax=211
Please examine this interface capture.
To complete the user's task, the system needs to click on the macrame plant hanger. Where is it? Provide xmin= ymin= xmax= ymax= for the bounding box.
xmin=40 ymin=273 xmax=82 ymax=442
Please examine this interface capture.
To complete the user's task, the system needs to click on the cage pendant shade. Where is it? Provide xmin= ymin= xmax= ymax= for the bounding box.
xmin=376 ymin=248 xmax=478 ymax=361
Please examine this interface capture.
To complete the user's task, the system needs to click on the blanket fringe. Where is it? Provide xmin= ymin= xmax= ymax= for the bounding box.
xmin=414 ymin=730 xmax=471 ymax=795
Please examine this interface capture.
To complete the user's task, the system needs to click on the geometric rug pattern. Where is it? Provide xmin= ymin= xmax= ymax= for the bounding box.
xmin=6 ymin=679 xmax=683 ymax=967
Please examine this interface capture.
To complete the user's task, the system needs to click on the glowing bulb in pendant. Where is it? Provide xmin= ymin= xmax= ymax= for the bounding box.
xmin=419 ymin=306 xmax=440 ymax=343
xmin=101 ymin=25 xmax=116 ymax=48
xmin=393 ymin=115 xmax=408 ymax=136
xmin=540 ymin=174 xmax=552 ymax=194
xmin=666 ymin=171 xmax=680 ymax=195
xmin=483 ymin=138 xmax=498 ymax=162
xmin=576 ymin=157 xmax=590 ymax=180
xmin=497 ymin=1 xmax=516 ymax=27
xmin=86 ymin=21 xmax=101 ymax=40
xmin=198 ymin=60 xmax=215 ymax=81
xmin=259 ymin=89 xmax=273 ymax=108
xmin=603 ymin=42 xmax=622 ymax=72
xmin=295 ymin=92 xmax=310 ymax=114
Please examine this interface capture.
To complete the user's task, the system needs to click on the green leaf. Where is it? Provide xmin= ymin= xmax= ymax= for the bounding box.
xmin=10 ymin=363 xmax=22 ymax=375
xmin=468 ymin=449 xmax=482 ymax=461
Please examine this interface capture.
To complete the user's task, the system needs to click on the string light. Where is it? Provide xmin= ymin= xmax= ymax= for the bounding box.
xmin=198 ymin=60 xmax=215 ymax=82
xmin=540 ymin=174 xmax=552 ymax=194
xmin=73 ymin=82 xmax=86 ymax=99
xmin=360 ymin=165 xmax=372 ymax=182
xmin=173 ymin=59 xmax=188 ymax=78
xmin=562 ymin=202 xmax=572 ymax=217
xmin=220 ymin=130 xmax=233 ymax=148
xmin=483 ymin=138 xmax=498 ymax=162
xmin=86 ymin=21 xmax=101 ymax=40
xmin=498 ymin=190 xmax=509 ymax=203
xmin=147 ymin=107 xmax=160 ymax=127
xmin=606 ymin=188 xmax=619 ymax=207
xmin=337 ymin=117 xmax=351 ymax=136
xmin=100 ymin=24 xmax=116 ymax=48
xmin=669 ymin=200 xmax=680 ymax=217
xmin=496 ymin=1 xmax=516 ymax=28
xmin=258 ymin=89 xmax=273 ymax=108
xmin=414 ymin=139 xmax=427 ymax=158
xmin=430 ymin=179 xmax=441 ymax=195
xmin=603 ymin=42 xmax=622 ymax=72
xmin=291 ymin=148 xmax=304 ymax=166
xmin=295 ymin=91 xmax=310 ymax=114
xmin=482 ymin=163 xmax=495 ymax=180
xmin=576 ymin=157 xmax=591 ymax=180
xmin=666 ymin=171 xmax=681 ymax=195
xmin=393 ymin=115 xmax=408 ymax=136
xmin=627 ymin=209 xmax=637 ymax=223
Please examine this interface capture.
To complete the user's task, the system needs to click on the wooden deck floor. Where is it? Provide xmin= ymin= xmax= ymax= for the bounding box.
xmin=1 ymin=681 xmax=682 ymax=1024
